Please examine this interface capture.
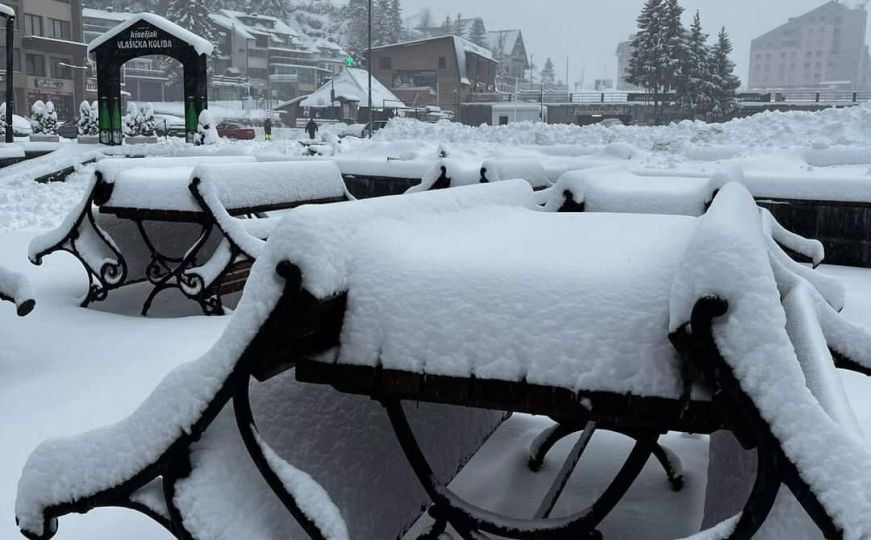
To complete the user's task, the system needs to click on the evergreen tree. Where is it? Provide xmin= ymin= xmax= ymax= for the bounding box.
xmin=676 ymin=11 xmax=714 ymax=115
xmin=468 ymin=17 xmax=487 ymax=47
xmin=626 ymin=0 xmax=686 ymax=123
xmin=373 ymin=0 xmax=390 ymax=46
xmin=345 ymin=0 xmax=369 ymax=54
xmin=440 ymin=15 xmax=453 ymax=36
xmin=388 ymin=0 xmax=403 ymax=43
xmin=454 ymin=13 xmax=466 ymax=38
xmin=709 ymin=27 xmax=741 ymax=117
xmin=166 ymin=0 xmax=217 ymax=45
xmin=540 ymin=57 xmax=555 ymax=84
xmin=252 ymin=0 xmax=288 ymax=19
xmin=417 ymin=8 xmax=433 ymax=32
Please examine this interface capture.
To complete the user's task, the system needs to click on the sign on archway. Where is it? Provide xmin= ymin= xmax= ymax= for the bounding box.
xmin=88 ymin=13 xmax=213 ymax=145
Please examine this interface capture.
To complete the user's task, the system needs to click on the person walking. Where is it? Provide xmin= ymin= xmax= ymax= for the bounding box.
xmin=263 ymin=117 xmax=273 ymax=141
xmin=305 ymin=117 xmax=319 ymax=140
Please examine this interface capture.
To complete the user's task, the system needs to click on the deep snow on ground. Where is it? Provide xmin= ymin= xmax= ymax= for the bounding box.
xmin=4 ymin=107 xmax=871 ymax=538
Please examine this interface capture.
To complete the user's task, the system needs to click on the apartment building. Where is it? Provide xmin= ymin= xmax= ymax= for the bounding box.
xmin=615 ymin=34 xmax=641 ymax=91
xmin=1 ymin=0 xmax=87 ymax=119
xmin=749 ymin=1 xmax=871 ymax=91
xmin=210 ymin=9 xmax=346 ymax=103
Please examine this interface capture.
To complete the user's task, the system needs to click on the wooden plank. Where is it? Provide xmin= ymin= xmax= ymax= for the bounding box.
xmin=294 ymin=360 xmax=722 ymax=435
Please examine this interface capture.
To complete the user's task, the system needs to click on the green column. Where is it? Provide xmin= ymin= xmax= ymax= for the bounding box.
xmin=98 ymin=97 xmax=111 ymax=145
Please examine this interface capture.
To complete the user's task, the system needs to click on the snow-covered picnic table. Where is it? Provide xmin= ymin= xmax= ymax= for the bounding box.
xmin=28 ymin=157 xmax=351 ymax=315
xmin=16 ymin=177 xmax=871 ymax=538
xmin=0 ymin=267 xmax=34 ymax=317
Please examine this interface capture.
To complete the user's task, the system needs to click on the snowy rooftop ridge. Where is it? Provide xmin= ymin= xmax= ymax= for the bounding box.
xmin=371 ymin=34 xmax=495 ymax=62
xmin=299 ymin=68 xmax=405 ymax=109
xmin=0 ymin=3 xmax=15 ymax=17
xmin=87 ymin=12 xmax=214 ymax=56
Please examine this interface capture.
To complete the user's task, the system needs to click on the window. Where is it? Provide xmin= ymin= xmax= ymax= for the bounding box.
xmin=438 ymin=56 xmax=446 ymax=69
xmin=26 ymin=54 xmax=45 ymax=76
xmin=49 ymin=19 xmax=70 ymax=40
xmin=254 ymin=35 xmax=268 ymax=48
xmin=0 ymin=47 xmax=21 ymax=71
xmin=247 ymin=68 xmax=268 ymax=79
xmin=24 ymin=14 xmax=43 ymax=36
xmin=498 ymin=115 xmax=509 ymax=126
xmin=51 ymin=57 xmax=72 ymax=79
xmin=248 ymin=49 xmax=267 ymax=58
xmin=378 ymin=56 xmax=391 ymax=69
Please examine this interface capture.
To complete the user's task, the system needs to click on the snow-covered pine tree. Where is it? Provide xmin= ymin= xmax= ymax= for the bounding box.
xmin=388 ymin=0 xmax=403 ymax=43
xmin=660 ymin=0 xmax=686 ymax=94
xmin=540 ymin=57 xmax=555 ymax=85
xmin=0 ymin=103 xmax=7 ymax=135
xmin=123 ymin=102 xmax=140 ymax=137
xmin=345 ymin=0 xmax=370 ymax=54
xmin=140 ymin=103 xmax=157 ymax=136
xmin=417 ymin=8 xmax=434 ymax=31
xmin=454 ymin=13 xmax=466 ymax=38
xmin=30 ymin=100 xmax=46 ymax=134
xmin=165 ymin=0 xmax=218 ymax=89
xmin=675 ymin=10 xmax=713 ymax=116
xmin=468 ymin=17 xmax=487 ymax=47
xmin=253 ymin=0 xmax=288 ymax=19
xmin=373 ymin=0 xmax=391 ymax=46
xmin=41 ymin=101 xmax=58 ymax=135
xmin=709 ymin=27 xmax=741 ymax=118
xmin=440 ymin=15 xmax=453 ymax=36
xmin=77 ymin=100 xmax=99 ymax=136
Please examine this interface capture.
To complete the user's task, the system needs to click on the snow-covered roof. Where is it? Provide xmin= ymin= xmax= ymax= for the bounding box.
xmin=210 ymin=13 xmax=256 ymax=40
xmin=215 ymin=9 xmax=299 ymax=39
xmin=82 ymin=7 xmax=132 ymax=23
xmin=0 ymin=3 xmax=15 ymax=18
xmin=372 ymin=35 xmax=495 ymax=86
xmin=299 ymin=68 xmax=405 ymax=109
xmin=87 ymin=13 xmax=214 ymax=56
xmin=485 ymin=30 xmax=520 ymax=57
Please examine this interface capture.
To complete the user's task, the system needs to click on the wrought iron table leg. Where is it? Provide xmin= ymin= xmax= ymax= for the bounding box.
xmin=383 ymin=398 xmax=656 ymax=539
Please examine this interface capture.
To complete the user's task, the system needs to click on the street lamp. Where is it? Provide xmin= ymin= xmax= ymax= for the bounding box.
xmin=367 ymin=0 xmax=373 ymax=138
xmin=1 ymin=3 xmax=15 ymax=143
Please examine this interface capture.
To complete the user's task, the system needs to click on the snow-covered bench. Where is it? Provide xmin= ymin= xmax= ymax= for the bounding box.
xmin=276 ymin=183 xmax=865 ymax=538
xmin=15 ymin=181 xmax=536 ymax=540
xmin=409 ymin=158 xmax=554 ymax=193
xmin=29 ymin=156 xmax=258 ymax=313
xmin=0 ymin=267 xmax=35 ymax=317
xmin=28 ymin=157 xmax=349 ymax=315
xmin=180 ymin=161 xmax=351 ymax=314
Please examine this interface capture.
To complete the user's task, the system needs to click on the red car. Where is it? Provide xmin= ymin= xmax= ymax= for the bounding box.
xmin=217 ymin=122 xmax=256 ymax=140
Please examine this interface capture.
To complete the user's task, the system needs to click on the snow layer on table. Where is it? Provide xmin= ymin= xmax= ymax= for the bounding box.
xmin=334 ymin=157 xmax=431 ymax=179
xmin=192 ymin=161 xmax=347 ymax=211
xmin=710 ymin=162 xmax=871 ymax=203
xmin=550 ymin=167 xmax=710 ymax=216
xmin=104 ymin=166 xmax=199 ymax=211
xmin=481 ymin=158 xmax=550 ymax=188
xmin=407 ymin=159 xmax=482 ymax=192
xmin=338 ymin=207 xmax=702 ymax=399
xmin=87 ymin=13 xmax=214 ymax=56
xmin=95 ymin=155 xmax=255 ymax=185
xmin=268 ymin=180 xmax=536 ymax=299
xmin=669 ymin=182 xmax=871 ymax=537
xmin=15 ymin=181 xmax=530 ymax=538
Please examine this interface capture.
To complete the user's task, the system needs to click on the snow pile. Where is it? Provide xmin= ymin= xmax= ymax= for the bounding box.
xmin=378 ymin=102 xmax=871 ymax=153
xmin=197 ymin=110 xmax=220 ymax=145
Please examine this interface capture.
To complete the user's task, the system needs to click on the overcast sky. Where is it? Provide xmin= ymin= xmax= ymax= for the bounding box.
xmin=366 ymin=0 xmax=868 ymax=89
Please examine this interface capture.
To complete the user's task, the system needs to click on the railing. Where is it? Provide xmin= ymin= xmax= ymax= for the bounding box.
xmin=463 ymin=90 xmax=871 ymax=106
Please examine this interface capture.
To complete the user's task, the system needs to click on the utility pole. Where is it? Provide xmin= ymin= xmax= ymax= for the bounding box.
xmin=2 ymin=6 xmax=15 ymax=143
xmin=367 ymin=0 xmax=373 ymax=138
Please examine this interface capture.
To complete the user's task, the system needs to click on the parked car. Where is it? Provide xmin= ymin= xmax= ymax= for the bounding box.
xmin=153 ymin=114 xmax=186 ymax=138
xmin=217 ymin=122 xmax=256 ymax=140
xmin=10 ymin=114 xmax=32 ymax=137
xmin=57 ymin=120 xmax=78 ymax=139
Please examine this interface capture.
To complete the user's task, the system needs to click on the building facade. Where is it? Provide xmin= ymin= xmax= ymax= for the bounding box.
xmin=210 ymin=9 xmax=345 ymax=104
xmin=1 ymin=0 xmax=87 ymax=120
xmin=485 ymin=29 xmax=528 ymax=89
xmin=615 ymin=34 xmax=641 ymax=91
xmin=749 ymin=1 xmax=871 ymax=91
xmin=370 ymin=35 xmax=497 ymax=118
